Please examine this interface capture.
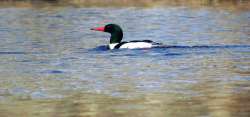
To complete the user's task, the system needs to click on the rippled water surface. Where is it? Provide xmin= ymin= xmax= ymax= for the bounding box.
xmin=0 ymin=6 xmax=250 ymax=117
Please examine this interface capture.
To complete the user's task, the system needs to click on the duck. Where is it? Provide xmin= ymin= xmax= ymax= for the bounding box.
xmin=91 ymin=24 xmax=162 ymax=50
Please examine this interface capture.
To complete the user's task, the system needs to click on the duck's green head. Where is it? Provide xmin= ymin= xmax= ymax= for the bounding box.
xmin=91 ymin=24 xmax=123 ymax=44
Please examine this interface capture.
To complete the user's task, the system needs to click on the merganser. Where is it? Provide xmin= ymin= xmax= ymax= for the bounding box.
xmin=91 ymin=24 xmax=162 ymax=49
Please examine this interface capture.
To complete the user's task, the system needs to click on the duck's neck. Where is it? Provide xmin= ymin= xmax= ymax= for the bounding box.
xmin=110 ymin=30 xmax=123 ymax=44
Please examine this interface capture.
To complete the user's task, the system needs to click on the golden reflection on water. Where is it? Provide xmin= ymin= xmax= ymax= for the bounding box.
xmin=0 ymin=93 xmax=203 ymax=117
xmin=1 ymin=90 xmax=249 ymax=117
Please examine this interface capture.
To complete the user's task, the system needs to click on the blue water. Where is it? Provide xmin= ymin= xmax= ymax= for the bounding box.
xmin=0 ymin=7 xmax=249 ymax=117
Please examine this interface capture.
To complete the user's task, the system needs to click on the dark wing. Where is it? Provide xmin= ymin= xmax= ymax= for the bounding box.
xmin=129 ymin=40 xmax=153 ymax=43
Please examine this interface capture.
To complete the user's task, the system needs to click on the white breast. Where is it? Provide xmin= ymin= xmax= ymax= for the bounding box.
xmin=119 ymin=42 xmax=152 ymax=49
xmin=109 ymin=43 xmax=119 ymax=49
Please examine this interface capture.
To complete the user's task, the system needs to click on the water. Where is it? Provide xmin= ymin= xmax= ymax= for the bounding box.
xmin=0 ymin=6 xmax=250 ymax=117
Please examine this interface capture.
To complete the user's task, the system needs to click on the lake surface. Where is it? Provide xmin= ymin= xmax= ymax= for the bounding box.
xmin=0 ymin=6 xmax=250 ymax=117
